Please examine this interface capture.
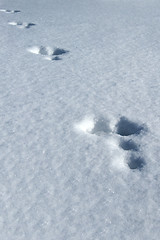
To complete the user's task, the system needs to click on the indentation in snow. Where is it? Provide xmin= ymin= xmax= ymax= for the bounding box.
xmin=27 ymin=46 xmax=69 ymax=61
xmin=44 ymin=56 xmax=62 ymax=61
xmin=91 ymin=117 xmax=111 ymax=136
xmin=128 ymin=154 xmax=145 ymax=170
xmin=75 ymin=115 xmax=147 ymax=171
xmin=0 ymin=9 xmax=20 ymax=13
xmin=39 ymin=46 xmax=53 ymax=56
xmin=53 ymin=48 xmax=69 ymax=55
xmin=119 ymin=139 xmax=139 ymax=151
xmin=8 ymin=21 xmax=36 ymax=29
xmin=116 ymin=117 xmax=145 ymax=136
xmin=75 ymin=116 xmax=111 ymax=136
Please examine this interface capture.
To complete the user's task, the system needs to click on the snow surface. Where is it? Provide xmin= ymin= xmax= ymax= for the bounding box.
xmin=0 ymin=0 xmax=160 ymax=239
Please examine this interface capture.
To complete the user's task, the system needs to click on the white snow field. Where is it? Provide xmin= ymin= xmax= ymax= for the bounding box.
xmin=0 ymin=0 xmax=160 ymax=239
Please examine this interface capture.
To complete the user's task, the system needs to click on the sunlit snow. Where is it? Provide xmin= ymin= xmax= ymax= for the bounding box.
xmin=0 ymin=0 xmax=160 ymax=239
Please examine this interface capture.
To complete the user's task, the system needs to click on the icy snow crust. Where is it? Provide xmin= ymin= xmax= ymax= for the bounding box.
xmin=0 ymin=0 xmax=160 ymax=239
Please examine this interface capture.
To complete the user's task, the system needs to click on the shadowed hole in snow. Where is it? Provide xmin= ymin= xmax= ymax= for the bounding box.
xmin=12 ymin=10 xmax=21 ymax=13
xmin=116 ymin=117 xmax=144 ymax=136
xmin=91 ymin=118 xmax=110 ymax=136
xmin=128 ymin=154 xmax=145 ymax=170
xmin=26 ymin=23 xmax=36 ymax=28
xmin=39 ymin=46 xmax=51 ymax=55
xmin=53 ymin=48 xmax=69 ymax=55
xmin=53 ymin=56 xmax=61 ymax=60
xmin=120 ymin=139 xmax=139 ymax=151
xmin=45 ymin=56 xmax=62 ymax=61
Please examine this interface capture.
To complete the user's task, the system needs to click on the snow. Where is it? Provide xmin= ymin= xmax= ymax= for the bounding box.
xmin=75 ymin=116 xmax=95 ymax=134
xmin=0 ymin=0 xmax=160 ymax=239
xmin=27 ymin=46 xmax=40 ymax=54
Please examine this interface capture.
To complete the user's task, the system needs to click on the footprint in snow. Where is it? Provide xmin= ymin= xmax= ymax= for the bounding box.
xmin=127 ymin=154 xmax=145 ymax=170
xmin=116 ymin=116 xmax=145 ymax=136
xmin=27 ymin=46 xmax=69 ymax=61
xmin=0 ymin=9 xmax=20 ymax=13
xmin=75 ymin=116 xmax=147 ymax=171
xmin=8 ymin=21 xmax=36 ymax=29
xmin=90 ymin=117 xmax=111 ymax=136
xmin=116 ymin=116 xmax=146 ymax=170
xmin=74 ymin=116 xmax=111 ymax=136
xmin=119 ymin=138 xmax=145 ymax=170
xmin=119 ymin=139 xmax=139 ymax=152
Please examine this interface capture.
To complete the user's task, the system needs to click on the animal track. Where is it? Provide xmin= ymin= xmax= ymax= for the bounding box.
xmin=90 ymin=117 xmax=111 ymax=136
xmin=119 ymin=139 xmax=139 ymax=151
xmin=0 ymin=9 xmax=20 ymax=13
xmin=75 ymin=116 xmax=147 ymax=171
xmin=27 ymin=46 xmax=69 ymax=61
xmin=127 ymin=154 xmax=145 ymax=170
xmin=2 ymin=8 xmax=68 ymax=61
xmin=116 ymin=117 xmax=146 ymax=170
xmin=75 ymin=116 xmax=111 ymax=136
xmin=8 ymin=22 xmax=36 ymax=29
xmin=116 ymin=117 xmax=144 ymax=136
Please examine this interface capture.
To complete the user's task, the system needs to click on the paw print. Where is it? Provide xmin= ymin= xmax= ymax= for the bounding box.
xmin=116 ymin=117 xmax=146 ymax=170
xmin=75 ymin=115 xmax=147 ymax=171
xmin=27 ymin=46 xmax=69 ymax=61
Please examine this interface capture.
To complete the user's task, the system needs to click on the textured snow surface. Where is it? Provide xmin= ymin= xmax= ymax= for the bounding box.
xmin=0 ymin=0 xmax=160 ymax=239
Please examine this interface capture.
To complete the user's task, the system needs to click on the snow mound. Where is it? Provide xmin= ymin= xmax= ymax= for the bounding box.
xmin=74 ymin=116 xmax=95 ymax=134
